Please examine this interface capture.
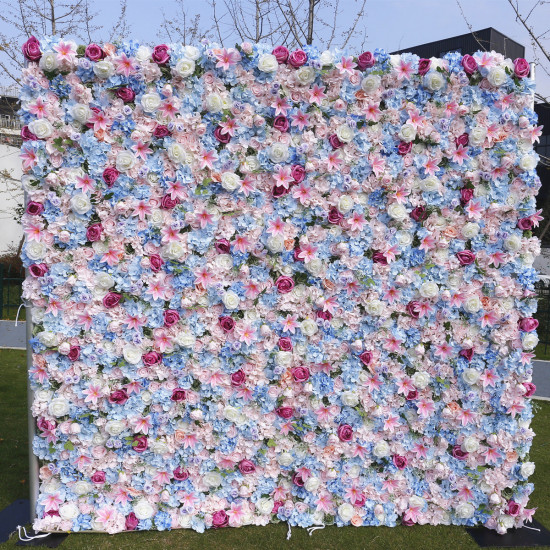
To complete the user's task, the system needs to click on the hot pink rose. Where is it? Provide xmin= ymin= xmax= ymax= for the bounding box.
xmin=518 ymin=317 xmax=538 ymax=332
xmin=455 ymin=133 xmax=469 ymax=147
xmin=452 ymin=445 xmax=468 ymax=460
xmin=215 ymin=239 xmax=231 ymax=254
xmin=103 ymin=292 xmax=122 ymax=309
xmin=91 ymin=471 xmax=106 ymax=484
xmin=459 ymin=348 xmax=474 ymax=361
xmin=85 ymin=44 xmax=104 ymax=61
xmin=116 ymin=87 xmax=135 ymax=102
xmin=273 ymin=115 xmax=289 ymax=132
xmin=109 ymin=389 xmax=129 ymax=405
xmin=357 ymin=51 xmax=375 ymax=70
xmin=291 ymin=366 xmax=310 ymax=383
xmin=160 ymin=194 xmax=179 ymax=209
xmin=142 ymin=351 xmax=162 ymax=365
xmin=152 ymin=44 xmax=170 ymax=65
xmin=102 ymin=167 xmax=120 ymax=187
xmin=68 ymin=345 xmax=80 ymax=361
xmin=125 ymin=512 xmax=139 ymax=530
xmin=392 ymin=455 xmax=407 ymax=469
xmin=517 ymin=217 xmax=534 ymax=231
xmin=359 ymin=351 xmax=372 ymax=366
xmin=86 ymin=223 xmax=103 ymax=242
xmin=456 ymin=250 xmax=476 ymax=266
xmin=276 ymin=406 xmax=294 ymax=419
xmin=238 ymin=459 xmax=256 ymax=474
xmin=461 ymin=54 xmax=478 ymax=75
xmin=337 ymin=424 xmax=353 ymax=442
xmin=275 ymin=275 xmax=294 ymax=293
xmin=272 ymin=185 xmax=290 ymax=198
xmin=372 ymin=251 xmax=388 ymax=264
xmin=173 ymin=466 xmax=189 ymax=481
xmin=272 ymin=45 xmax=289 ymax=63
xmin=278 ymin=337 xmax=292 ymax=351
xmin=170 ymin=388 xmax=187 ymax=402
xmin=523 ymin=382 xmax=536 ymax=397
xmin=219 ymin=316 xmax=235 ymax=332
xmin=153 ymin=125 xmax=171 ymax=138
xmin=328 ymin=134 xmax=344 ymax=149
xmin=288 ymin=49 xmax=307 ymax=68
xmin=29 ymin=263 xmax=48 ymax=277
xmin=410 ymin=205 xmax=427 ymax=222
xmin=406 ymin=389 xmax=418 ymax=400
xmin=26 ymin=202 xmax=44 ymax=215
xmin=231 ymin=369 xmax=246 ymax=387
xmin=460 ymin=188 xmax=474 ymax=204
xmin=291 ymin=164 xmax=306 ymax=183
xmin=21 ymin=126 xmax=37 ymax=141
xmin=212 ymin=510 xmax=229 ymax=528
xmin=513 ymin=58 xmax=530 ymax=78
xmin=328 ymin=207 xmax=343 ymax=224
xmin=163 ymin=309 xmax=180 ymax=327
xmin=417 ymin=58 xmax=431 ymax=76
xmin=506 ymin=500 xmax=521 ymax=516
xmin=22 ymin=36 xmax=41 ymax=61
xmin=149 ymin=254 xmax=164 ymax=272
xmin=406 ymin=301 xmax=421 ymax=319
xmin=214 ymin=126 xmax=231 ymax=143
xmin=397 ymin=141 xmax=412 ymax=155
xmin=292 ymin=472 xmax=305 ymax=486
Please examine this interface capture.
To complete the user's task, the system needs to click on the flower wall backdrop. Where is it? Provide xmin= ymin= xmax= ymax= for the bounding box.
xmin=19 ymin=36 xmax=542 ymax=535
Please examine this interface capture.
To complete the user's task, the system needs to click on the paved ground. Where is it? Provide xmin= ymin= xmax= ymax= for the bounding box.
xmin=1 ymin=321 xmax=549 ymax=399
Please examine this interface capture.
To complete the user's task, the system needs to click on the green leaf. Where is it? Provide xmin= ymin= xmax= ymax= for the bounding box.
xmin=64 ymin=441 xmax=74 ymax=451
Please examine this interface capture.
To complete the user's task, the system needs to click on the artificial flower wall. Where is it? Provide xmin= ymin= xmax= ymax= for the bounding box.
xmin=19 ymin=36 xmax=542 ymax=534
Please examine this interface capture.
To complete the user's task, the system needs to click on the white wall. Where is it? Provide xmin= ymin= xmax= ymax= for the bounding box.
xmin=0 ymin=143 xmax=23 ymax=254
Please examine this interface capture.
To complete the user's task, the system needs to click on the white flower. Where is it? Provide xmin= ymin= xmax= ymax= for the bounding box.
xmin=203 ymin=471 xmax=223 ymax=488
xmin=39 ymin=52 xmax=59 ymax=72
xmin=424 ymin=71 xmax=446 ymax=91
xmin=522 ymin=333 xmax=538 ymax=350
xmin=398 ymin=123 xmax=416 ymax=142
xmin=275 ymin=351 xmax=293 ymax=367
xmin=419 ymin=281 xmax=439 ymax=299
xmin=469 ymin=126 xmax=487 ymax=146
xmin=214 ymin=254 xmax=233 ymax=271
xmin=366 ymin=299 xmax=383 ymax=316
xmin=141 ymin=92 xmax=161 ymax=112
xmin=463 ymin=368 xmax=480 ymax=385
xmin=462 ymin=436 xmax=479 ymax=453
xmin=93 ymin=60 xmax=115 ymax=79
xmin=163 ymin=241 xmax=185 ymax=260
xmin=269 ymin=142 xmax=290 ymax=163
xmin=38 ymin=330 xmax=59 ymax=347
xmin=105 ymin=420 xmax=126 ymax=436
xmin=223 ymin=405 xmax=240 ymax=423
xmin=59 ymin=502 xmax=79 ymax=520
xmin=96 ymin=273 xmax=114 ymax=289
xmin=277 ymin=452 xmax=294 ymax=466
xmin=519 ymin=154 xmax=538 ymax=172
xmin=487 ymin=66 xmax=507 ymax=87
xmin=123 ymin=345 xmax=143 ymax=365
xmin=258 ymin=53 xmax=278 ymax=72
xmin=387 ymin=202 xmax=408 ymax=220
xmin=48 ymin=397 xmax=69 ymax=417
xmin=221 ymin=172 xmax=241 ymax=192
xmin=28 ymin=118 xmax=53 ymax=139
xmin=267 ymin=235 xmax=285 ymax=253
xmin=320 ymin=50 xmax=334 ymax=66
xmin=338 ymin=503 xmax=355 ymax=522
xmin=373 ymin=440 xmax=390 ymax=458
xmin=361 ymin=74 xmax=381 ymax=94
xmin=520 ymin=462 xmax=535 ymax=477
xmin=151 ymin=440 xmax=169 ymax=455
xmin=25 ymin=241 xmax=47 ymax=260
xmin=338 ymin=195 xmax=354 ymax=213
xmin=295 ymin=66 xmax=316 ymax=85
xmin=420 ymin=175 xmax=440 ymax=193
xmin=336 ymin=124 xmax=354 ymax=143
xmin=175 ymin=329 xmax=195 ymax=348
xmin=73 ymin=481 xmax=92 ymax=496
xmin=205 ymin=93 xmax=224 ymax=112
xmin=256 ymin=498 xmax=274 ymax=515
xmin=133 ymin=500 xmax=155 ymax=520
xmin=301 ymin=318 xmax=318 ymax=336
xmin=304 ymin=477 xmax=320 ymax=492
xmin=504 ymin=234 xmax=522 ymax=252
xmin=462 ymin=222 xmax=479 ymax=239
xmin=341 ymin=391 xmax=359 ymax=407
xmin=135 ymin=46 xmax=151 ymax=62
xmin=409 ymin=495 xmax=426 ymax=508
xmin=412 ymin=371 xmax=430 ymax=389
xmin=448 ymin=274 xmax=463 ymax=290
xmin=242 ymin=155 xmax=260 ymax=172
xmin=305 ymin=258 xmax=324 ymax=276
xmin=182 ymin=45 xmax=200 ymax=60
xmin=222 ymin=290 xmax=240 ymax=310
xmin=116 ymin=150 xmax=136 ymax=172
xmin=71 ymin=103 xmax=91 ymax=124
xmin=175 ymin=58 xmax=195 ymax=78
xmin=464 ymin=295 xmax=482 ymax=313
xmin=396 ymin=230 xmax=413 ymax=246
xmin=455 ymin=502 xmax=475 ymax=519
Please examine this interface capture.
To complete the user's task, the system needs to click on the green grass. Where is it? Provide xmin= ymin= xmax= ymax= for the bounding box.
xmin=0 ymin=347 xmax=549 ymax=549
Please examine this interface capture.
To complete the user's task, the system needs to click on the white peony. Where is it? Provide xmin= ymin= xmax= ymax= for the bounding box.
xmin=105 ymin=420 xmax=126 ymax=436
xmin=175 ymin=58 xmax=195 ymax=78
xmin=412 ymin=371 xmax=430 ymax=389
xmin=205 ymin=93 xmax=224 ymax=112
xmin=182 ymin=45 xmax=200 ymax=60
xmin=135 ymin=46 xmax=151 ymax=62
xmin=373 ymin=440 xmax=390 ymax=458
xmin=116 ymin=151 xmax=136 ymax=172
xmin=133 ymin=500 xmax=155 ymax=520
xmin=222 ymin=290 xmax=240 ymax=310
xmin=256 ymin=498 xmax=275 ymax=515
xmin=176 ymin=330 xmax=195 ymax=348
xmin=267 ymin=235 xmax=285 ymax=253
xmin=338 ymin=503 xmax=355 ymax=522
xmin=277 ymin=452 xmax=294 ymax=466
xmin=338 ymin=195 xmax=354 ymax=213
xmin=258 ymin=53 xmax=278 ymax=72
xmin=167 ymin=143 xmax=187 ymax=165
xmin=305 ymin=258 xmax=324 ymax=276
xmin=163 ymin=241 xmax=185 ymax=260
xmin=269 ymin=142 xmax=290 ymax=163
xmin=396 ymin=230 xmax=413 ymax=246
xmin=424 ymin=71 xmax=446 ymax=91
xmin=420 ymin=175 xmax=440 ymax=193
xmin=336 ymin=124 xmax=355 ymax=143
xmin=463 ymin=368 xmax=480 ymax=385
xmin=304 ymin=476 xmax=320 ymax=492
xmin=39 ymin=52 xmax=59 ymax=72
xmin=455 ymin=502 xmax=475 ymax=519
xmin=59 ymin=502 xmax=79 ymax=520
xmin=398 ymin=123 xmax=416 ymax=142
xmin=520 ymin=462 xmax=535 ymax=477
xmin=71 ymin=103 xmax=91 ymax=124
xmin=320 ymin=50 xmax=334 ymax=66
xmin=341 ymin=391 xmax=359 ymax=407
xmin=387 ymin=202 xmax=408 ymax=220
xmin=221 ymin=172 xmax=241 ymax=192
xmin=419 ymin=281 xmax=439 ymax=299
xmin=123 ymin=345 xmax=143 ymax=365
xmin=203 ymin=471 xmax=222 ymax=487
xmin=48 ymin=398 xmax=69 ymax=417
xmin=73 ymin=481 xmax=92 ymax=496
xmin=504 ymin=234 xmax=522 ymax=252
xmin=141 ymin=92 xmax=161 ymax=112
xmin=463 ymin=295 xmax=482 ymax=313
xmin=275 ymin=351 xmax=293 ymax=367
xmin=25 ymin=241 xmax=47 ymax=260
xmin=462 ymin=222 xmax=480 ymax=239
xmin=295 ymin=66 xmax=316 ymax=85
xmin=96 ymin=273 xmax=114 ymax=289
xmin=469 ymin=126 xmax=487 ymax=146
xmin=366 ymin=299 xmax=384 ymax=316
xmin=223 ymin=405 xmax=240 ymax=423
xmin=28 ymin=118 xmax=53 ymax=139
xmin=487 ymin=66 xmax=507 ymax=87
xmin=214 ymin=254 xmax=233 ymax=270
xmin=462 ymin=436 xmax=479 ymax=453
xmin=361 ymin=74 xmax=381 ymax=94
xmin=522 ymin=333 xmax=538 ymax=350
xmin=519 ymin=154 xmax=538 ymax=172
xmin=301 ymin=318 xmax=318 ymax=336
xmin=93 ymin=60 xmax=115 ymax=79
xmin=38 ymin=330 xmax=59 ymax=347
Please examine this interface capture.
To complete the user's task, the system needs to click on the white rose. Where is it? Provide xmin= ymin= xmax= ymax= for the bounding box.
xmin=35 ymin=390 xmax=52 ymax=403
xmin=447 ymin=274 xmax=463 ymax=290
xmin=305 ymin=258 xmax=324 ymax=276
xmin=420 ymin=175 xmax=440 ymax=193
xmin=71 ymin=103 xmax=91 ymax=124
xmin=176 ymin=330 xmax=195 ymax=348
xmin=221 ymin=172 xmax=241 ymax=191
xmin=419 ymin=282 xmax=439 ymax=299
xmin=93 ymin=60 xmax=115 ymax=79
xmin=463 ymin=368 xmax=480 ymax=385
xmin=151 ymin=440 xmax=169 ymax=455
xmin=301 ymin=318 xmax=318 ymax=336
xmin=269 ymin=142 xmax=289 ymax=163
xmin=338 ymin=503 xmax=355 ymax=522
xmin=141 ymin=92 xmax=161 ymax=112
xmin=462 ymin=436 xmax=479 ymax=453
xmin=242 ymin=155 xmax=260 ymax=172
xmin=28 ymin=118 xmax=53 ymax=139
xmin=424 ymin=71 xmax=446 ymax=91
xmin=504 ymin=234 xmax=522 ymax=252
xmin=519 ymin=154 xmax=537 ymax=172
xmin=203 ymin=471 xmax=222 ymax=487
xmin=469 ymin=126 xmax=487 ymax=146
xmin=214 ymin=254 xmax=233 ymax=271
xmin=412 ymin=371 xmax=430 ymax=389
xmin=374 ymin=504 xmax=385 ymax=521
xmin=48 ymin=398 xmax=69 ymax=417
xmin=396 ymin=230 xmax=413 ymax=246
xmin=166 ymin=142 xmax=187 ymax=165
xmin=223 ymin=405 xmax=240 ymax=423
xmin=336 ymin=124 xmax=354 ymax=143
xmin=304 ymin=476 xmax=320 ymax=492
xmin=373 ymin=441 xmax=390 ymax=458
xmin=105 ymin=420 xmax=126 ymax=436
xmin=295 ymin=66 xmax=316 ymax=85
xmin=116 ymin=151 xmax=136 ymax=172
xmin=455 ymin=502 xmax=475 ymax=519
xmin=462 ymin=222 xmax=479 ymax=239
xmin=181 ymin=45 xmax=200 ymax=60
xmin=205 ymin=93 xmax=224 ymax=112
xmin=277 ymin=452 xmax=293 ymax=467
xmin=163 ymin=241 xmax=185 ymax=260
xmin=409 ymin=496 xmax=426 ymax=508
xmin=26 ymin=241 xmax=47 ymax=260
xmin=267 ymin=235 xmax=285 ymax=253
xmin=256 ymin=498 xmax=274 ymax=515
xmin=123 ymin=345 xmax=143 ymax=365
xmin=96 ymin=273 xmax=114 ymax=289
xmin=464 ymin=295 xmax=482 ymax=313
xmin=38 ymin=331 xmax=59 ymax=347
xmin=338 ymin=195 xmax=354 ymax=213
xmin=341 ymin=391 xmax=359 ymax=407
xmin=135 ymin=46 xmax=151 ymax=62
xmin=133 ymin=500 xmax=155 ymax=520
xmin=361 ymin=74 xmax=381 ymax=94
xmin=222 ymin=290 xmax=240 ymax=310
xmin=39 ymin=52 xmax=59 ymax=72
xmin=520 ymin=462 xmax=535 ymax=477
xmin=366 ymin=299 xmax=383 ymax=316
xmin=175 ymin=58 xmax=195 ymax=78
xmin=59 ymin=502 xmax=79 ymax=520
xmin=73 ymin=481 xmax=92 ymax=496
xmin=398 ymin=123 xmax=416 ymax=143
xmin=275 ymin=351 xmax=293 ymax=367
xmin=70 ymin=193 xmax=92 ymax=215
xmin=522 ymin=333 xmax=538 ymax=350
xmin=320 ymin=50 xmax=334 ymax=66
xmin=387 ymin=202 xmax=408 ymax=220
xmin=258 ymin=53 xmax=278 ymax=72
xmin=487 ymin=66 xmax=507 ymax=87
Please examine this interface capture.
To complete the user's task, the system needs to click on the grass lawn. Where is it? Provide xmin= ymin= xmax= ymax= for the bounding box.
xmin=0 ymin=347 xmax=549 ymax=549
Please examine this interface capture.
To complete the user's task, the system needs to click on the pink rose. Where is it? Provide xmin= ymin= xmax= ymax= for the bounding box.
xmin=518 ymin=317 xmax=538 ymax=332
xmin=328 ymin=134 xmax=344 ymax=149
xmin=328 ymin=207 xmax=343 ymax=224
xmin=21 ymin=126 xmax=38 ymax=141
xmin=212 ymin=510 xmax=229 ymax=528
xmin=68 ymin=345 xmax=80 ymax=361
xmin=278 ymin=337 xmax=292 ymax=351
xmin=142 ymin=351 xmax=162 ymax=365
xmin=397 ymin=141 xmax=412 ymax=155
xmin=460 ymin=188 xmax=474 ymax=204
xmin=357 ymin=51 xmax=375 ymax=70
xmin=406 ymin=389 xmax=418 ymax=400
xmin=392 ymin=455 xmax=407 ymax=469
xmin=272 ymin=46 xmax=289 ymax=64
xmin=29 ymin=263 xmax=48 ymax=277
xmin=116 ymin=87 xmax=135 ymax=102
xmin=276 ymin=406 xmax=294 ymax=419
xmin=219 ymin=316 xmax=235 ymax=332
xmin=272 ymin=185 xmax=290 ymax=198
xmin=459 ymin=348 xmax=474 ymax=361
xmin=109 ymin=389 xmax=129 ymax=405
xmin=517 ymin=217 xmax=534 ymax=231
xmin=160 ymin=194 xmax=179 ymax=209
xmin=102 ymin=167 xmax=120 ymax=187
xmin=85 ymin=44 xmax=104 ymax=61
xmin=292 ymin=472 xmax=305 ymax=486
xmin=103 ymin=292 xmax=122 ymax=309
xmin=152 ymin=44 xmax=170 ymax=65
xmin=317 ymin=310 xmax=332 ymax=321
xmin=238 ymin=459 xmax=256 ymax=474
xmin=215 ymin=239 xmax=231 ymax=254
xmin=288 ymin=49 xmax=307 ymax=67
xmin=149 ymin=254 xmax=164 ymax=272
xmin=153 ymin=125 xmax=171 ymax=138
xmin=452 ymin=445 xmax=468 ymax=460
xmin=359 ymin=351 xmax=372 ymax=366
xmin=523 ymin=382 xmax=536 ymax=397
xmin=163 ymin=309 xmax=180 ymax=327
xmin=410 ymin=205 xmax=427 ymax=222
xmin=455 ymin=133 xmax=469 ymax=147
xmin=372 ymin=251 xmax=388 ymax=265
xmin=231 ymin=369 xmax=246 ymax=387
xmin=86 ymin=223 xmax=103 ymax=242
xmin=214 ymin=126 xmax=231 ymax=144
xmin=125 ymin=512 xmax=139 ymax=530
xmin=91 ymin=471 xmax=106 ymax=484
xmin=275 ymin=275 xmax=294 ymax=293
xmin=506 ymin=500 xmax=521 ymax=516
xmin=291 ymin=366 xmax=310 ymax=383
xmin=22 ymin=36 xmax=41 ymax=62
xmin=291 ymin=164 xmax=306 ymax=183
xmin=456 ymin=250 xmax=476 ymax=266
xmin=461 ymin=54 xmax=478 ymax=75
xmin=513 ymin=58 xmax=530 ymax=78
xmin=37 ymin=418 xmax=55 ymax=431
xmin=173 ymin=466 xmax=189 ymax=481
xmin=26 ymin=201 xmax=44 ymax=215
xmin=337 ymin=424 xmax=353 ymax=442
xmin=273 ymin=115 xmax=289 ymax=132
xmin=417 ymin=58 xmax=431 ymax=76
xmin=170 ymin=388 xmax=187 ymax=402
xmin=406 ymin=301 xmax=421 ymax=319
